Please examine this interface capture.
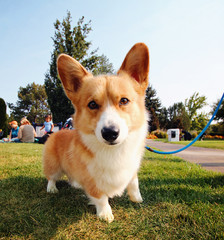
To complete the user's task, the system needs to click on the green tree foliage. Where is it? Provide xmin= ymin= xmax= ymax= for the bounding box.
xmin=182 ymin=110 xmax=191 ymax=131
xmin=212 ymin=99 xmax=224 ymax=122
xmin=146 ymin=90 xmax=207 ymax=132
xmin=91 ymin=54 xmax=114 ymax=75
xmin=166 ymin=102 xmax=191 ymax=130
xmin=8 ymin=83 xmax=49 ymax=124
xmin=185 ymin=92 xmax=207 ymax=119
xmin=158 ymin=107 xmax=169 ymax=130
xmin=145 ymin=85 xmax=161 ymax=131
xmin=45 ymin=12 xmax=114 ymax=123
xmin=191 ymin=112 xmax=209 ymax=131
xmin=0 ymin=98 xmax=8 ymax=137
xmin=184 ymin=92 xmax=207 ymax=131
xmin=209 ymin=123 xmax=224 ymax=136
xmin=210 ymin=98 xmax=224 ymax=135
xmin=163 ymin=92 xmax=207 ymax=131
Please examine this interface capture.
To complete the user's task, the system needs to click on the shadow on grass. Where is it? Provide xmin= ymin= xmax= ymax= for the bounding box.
xmin=139 ymin=174 xmax=224 ymax=207
xmin=1 ymin=173 xmax=224 ymax=239
xmin=0 ymin=176 xmax=92 ymax=239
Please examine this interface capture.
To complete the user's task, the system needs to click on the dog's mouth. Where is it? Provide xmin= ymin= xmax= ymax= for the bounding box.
xmin=108 ymin=142 xmax=118 ymax=146
xmin=102 ymin=140 xmax=121 ymax=146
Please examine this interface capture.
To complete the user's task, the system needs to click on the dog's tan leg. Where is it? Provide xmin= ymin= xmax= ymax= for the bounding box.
xmin=43 ymin=148 xmax=62 ymax=193
xmin=127 ymin=175 xmax=143 ymax=203
xmin=46 ymin=172 xmax=63 ymax=193
xmin=88 ymin=194 xmax=114 ymax=223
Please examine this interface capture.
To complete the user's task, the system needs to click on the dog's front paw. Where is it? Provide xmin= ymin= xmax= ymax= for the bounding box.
xmin=47 ymin=180 xmax=58 ymax=193
xmin=47 ymin=185 xmax=58 ymax=193
xmin=98 ymin=206 xmax=114 ymax=223
xmin=127 ymin=177 xmax=143 ymax=203
xmin=129 ymin=192 xmax=143 ymax=203
xmin=89 ymin=195 xmax=114 ymax=223
xmin=70 ymin=180 xmax=82 ymax=189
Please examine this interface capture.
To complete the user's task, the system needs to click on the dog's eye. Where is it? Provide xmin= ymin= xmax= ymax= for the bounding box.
xmin=119 ymin=98 xmax=129 ymax=106
xmin=88 ymin=101 xmax=99 ymax=110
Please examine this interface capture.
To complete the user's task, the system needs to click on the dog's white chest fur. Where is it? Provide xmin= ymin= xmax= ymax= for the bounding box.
xmin=80 ymin=123 xmax=147 ymax=197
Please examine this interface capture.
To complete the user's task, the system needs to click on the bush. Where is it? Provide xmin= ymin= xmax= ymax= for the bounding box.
xmin=146 ymin=133 xmax=158 ymax=139
xmin=204 ymin=135 xmax=224 ymax=140
xmin=190 ymin=131 xmax=198 ymax=139
xmin=208 ymin=123 xmax=224 ymax=137
xmin=151 ymin=130 xmax=168 ymax=139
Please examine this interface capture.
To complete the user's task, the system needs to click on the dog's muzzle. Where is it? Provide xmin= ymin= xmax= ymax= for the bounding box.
xmin=101 ymin=126 xmax=120 ymax=145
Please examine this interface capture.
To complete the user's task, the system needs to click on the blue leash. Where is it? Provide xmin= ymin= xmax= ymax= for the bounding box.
xmin=145 ymin=92 xmax=224 ymax=154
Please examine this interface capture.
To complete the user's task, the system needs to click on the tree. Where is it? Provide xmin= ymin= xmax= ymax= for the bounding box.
xmin=212 ymin=99 xmax=224 ymax=123
xmin=185 ymin=92 xmax=207 ymax=120
xmin=181 ymin=109 xmax=191 ymax=131
xmin=158 ymin=107 xmax=169 ymax=130
xmin=0 ymin=98 xmax=8 ymax=137
xmin=145 ymin=85 xmax=162 ymax=131
xmin=209 ymin=123 xmax=224 ymax=136
xmin=166 ymin=102 xmax=190 ymax=130
xmin=210 ymin=98 xmax=224 ymax=135
xmin=191 ymin=112 xmax=209 ymax=131
xmin=156 ymin=92 xmax=207 ymax=131
xmin=91 ymin=54 xmax=114 ymax=75
xmin=184 ymin=92 xmax=207 ymax=131
xmin=45 ymin=12 xmax=114 ymax=123
xmin=8 ymin=83 xmax=49 ymax=123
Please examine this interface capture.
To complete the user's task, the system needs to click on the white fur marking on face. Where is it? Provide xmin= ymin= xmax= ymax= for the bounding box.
xmin=95 ymin=103 xmax=128 ymax=145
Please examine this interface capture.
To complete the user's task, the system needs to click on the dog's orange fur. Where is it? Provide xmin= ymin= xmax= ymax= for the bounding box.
xmin=43 ymin=130 xmax=103 ymax=198
xmin=43 ymin=43 xmax=150 ymax=222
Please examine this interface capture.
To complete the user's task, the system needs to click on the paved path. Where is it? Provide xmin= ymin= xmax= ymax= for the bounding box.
xmin=146 ymin=140 xmax=224 ymax=173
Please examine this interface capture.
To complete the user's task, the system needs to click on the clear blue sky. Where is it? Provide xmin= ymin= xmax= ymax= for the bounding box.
xmin=1 ymin=0 xmax=223 ymax=115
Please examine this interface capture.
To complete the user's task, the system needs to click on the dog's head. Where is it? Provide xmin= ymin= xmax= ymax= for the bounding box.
xmin=57 ymin=43 xmax=149 ymax=146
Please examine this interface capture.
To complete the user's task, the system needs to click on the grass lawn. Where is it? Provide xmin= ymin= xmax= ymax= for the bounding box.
xmin=155 ymin=139 xmax=224 ymax=150
xmin=1 ymin=143 xmax=224 ymax=239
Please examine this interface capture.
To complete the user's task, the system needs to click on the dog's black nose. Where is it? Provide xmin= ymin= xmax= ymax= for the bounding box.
xmin=101 ymin=126 xmax=120 ymax=144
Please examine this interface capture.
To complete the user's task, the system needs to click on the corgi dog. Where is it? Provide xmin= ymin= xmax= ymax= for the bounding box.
xmin=43 ymin=43 xmax=149 ymax=222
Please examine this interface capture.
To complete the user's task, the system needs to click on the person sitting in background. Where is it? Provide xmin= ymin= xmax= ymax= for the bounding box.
xmin=62 ymin=117 xmax=74 ymax=130
xmin=40 ymin=114 xmax=54 ymax=134
xmin=18 ymin=117 xmax=37 ymax=143
xmin=3 ymin=121 xmax=20 ymax=142
xmin=182 ymin=130 xmax=192 ymax=141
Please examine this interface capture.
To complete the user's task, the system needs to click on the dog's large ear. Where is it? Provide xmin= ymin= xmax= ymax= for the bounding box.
xmin=118 ymin=43 xmax=149 ymax=91
xmin=57 ymin=54 xmax=91 ymax=100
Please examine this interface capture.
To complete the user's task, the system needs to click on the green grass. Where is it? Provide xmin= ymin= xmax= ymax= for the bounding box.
xmin=1 ymin=143 xmax=224 ymax=239
xmin=155 ymin=139 xmax=224 ymax=150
